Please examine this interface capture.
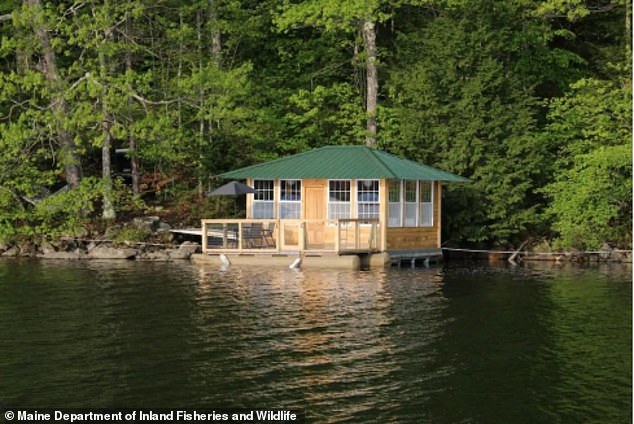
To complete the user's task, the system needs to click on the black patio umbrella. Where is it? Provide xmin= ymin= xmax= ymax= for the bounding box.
xmin=206 ymin=180 xmax=255 ymax=196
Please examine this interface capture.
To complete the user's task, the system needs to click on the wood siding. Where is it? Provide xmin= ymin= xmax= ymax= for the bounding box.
xmin=245 ymin=178 xmax=443 ymax=251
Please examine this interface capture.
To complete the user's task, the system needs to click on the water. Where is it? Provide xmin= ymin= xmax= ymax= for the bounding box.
xmin=0 ymin=259 xmax=630 ymax=423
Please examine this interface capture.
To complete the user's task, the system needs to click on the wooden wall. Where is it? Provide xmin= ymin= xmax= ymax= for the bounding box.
xmin=245 ymin=178 xmax=443 ymax=251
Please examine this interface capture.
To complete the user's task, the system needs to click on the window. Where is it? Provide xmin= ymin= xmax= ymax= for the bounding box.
xmin=404 ymin=180 xmax=417 ymax=227
xmin=419 ymin=181 xmax=433 ymax=227
xmin=388 ymin=180 xmax=401 ymax=227
xmin=357 ymin=180 xmax=379 ymax=219
xmin=279 ymin=179 xmax=301 ymax=219
xmin=253 ymin=179 xmax=274 ymax=218
xmin=328 ymin=180 xmax=350 ymax=219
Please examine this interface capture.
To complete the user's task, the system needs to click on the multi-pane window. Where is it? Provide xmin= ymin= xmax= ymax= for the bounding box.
xmin=328 ymin=180 xmax=350 ymax=219
xmin=404 ymin=180 xmax=417 ymax=227
xmin=279 ymin=179 xmax=301 ymax=219
xmin=419 ymin=181 xmax=433 ymax=227
xmin=357 ymin=180 xmax=379 ymax=219
xmin=252 ymin=179 xmax=274 ymax=218
xmin=388 ymin=180 xmax=401 ymax=227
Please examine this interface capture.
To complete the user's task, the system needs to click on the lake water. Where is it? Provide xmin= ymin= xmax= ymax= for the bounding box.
xmin=0 ymin=259 xmax=631 ymax=423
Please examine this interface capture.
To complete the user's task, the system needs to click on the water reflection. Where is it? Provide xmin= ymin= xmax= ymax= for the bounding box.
xmin=0 ymin=259 xmax=630 ymax=423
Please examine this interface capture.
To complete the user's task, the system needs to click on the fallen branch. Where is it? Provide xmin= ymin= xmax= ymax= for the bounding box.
xmin=509 ymin=239 xmax=531 ymax=264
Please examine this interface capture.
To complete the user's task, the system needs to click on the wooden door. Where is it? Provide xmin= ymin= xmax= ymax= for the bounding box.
xmin=304 ymin=185 xmax=325 ymax=220
xmin=304 ymin=183 xmax=325 ymax=247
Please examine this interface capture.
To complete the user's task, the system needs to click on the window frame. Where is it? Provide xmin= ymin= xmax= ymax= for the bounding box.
xmin=279 ymin=179 xmax=302 ymax=219
xmin=388 ymin=180 xmax=402 ymax=227
xmin=419 ymin=181 xmax=434 ymax=227
xmin=356 ymin=179 xmax=380 ymax=220
xmin=404 ymin=180 xmax=418 ymax=227
xmin=327 ymin=179 xmax=351 ymax=220
xmin=252 ymin=179 xmax=274 ymax=219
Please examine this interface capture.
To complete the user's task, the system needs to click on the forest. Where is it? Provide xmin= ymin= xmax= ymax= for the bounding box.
xmin=0 ymin=0 xmax=631 ymax=250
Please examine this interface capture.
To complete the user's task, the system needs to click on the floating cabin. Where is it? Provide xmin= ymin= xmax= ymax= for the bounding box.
xmin=196 ymin=145 xmax=468 ymax=269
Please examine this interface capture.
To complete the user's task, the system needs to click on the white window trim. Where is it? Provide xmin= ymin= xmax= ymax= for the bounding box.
xmin=419 ymin=181 xmax=434 ymax=227
xmin=252 ymin=179 xmax=275 ymax=219
xmin=327 ymin=179 xmax=351 ymax=220
xmin=279 ymin=179 xmax=301 ymax=219
xmin=388 ymin=180 xmax=402 ymax=227
xmin=404 ymin=180 xmax=418 ymax=227
xmin=356 ymin=179 xmax=380 ymax=220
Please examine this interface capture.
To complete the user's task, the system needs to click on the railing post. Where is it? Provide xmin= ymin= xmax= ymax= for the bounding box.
xmin=202 ymin=220 xmax=207 ymax=254
xmin=276 ymin=220 xmax=281 ymax=253
xmin=335 ymin=220 xmax=340 ymax=253
xmin=298 ymin=222 xmax=305 ymax=252
xmin=355 ymin=220 xmax=360 ymax=250
xmin=222 ymin=223 xmax=228 ymax=249
xmin=238 ymin=222 xmax=243 ymax=251
xmin=370 ymin=222 xmax=376 ymax=249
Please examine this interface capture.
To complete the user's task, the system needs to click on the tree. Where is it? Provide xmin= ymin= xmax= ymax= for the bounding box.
xmin=275 ymin=0 xmax=390 ymax=147
xmin=540 ymin=77 xmax=632 ymax=249
xmin=22 ymin=0 xmax=82 ymax=188
xmin=382 ymin=0 xmax=579 ymax=245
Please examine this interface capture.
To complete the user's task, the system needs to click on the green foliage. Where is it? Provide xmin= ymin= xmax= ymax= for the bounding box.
xmin=0 ymin=0 xmax=629 ymax=249
xmin=541 ymin=78 xmax=632 ymax=249
xmin=384 ymin=0 xmax=564 ymax=245
xmin=108 ymin=225 xmax=153 ymax=245
xmin=280 ymin=83 xmax=365 ymax=152
xmin=32 ymin=178 xmax=104 ymax=238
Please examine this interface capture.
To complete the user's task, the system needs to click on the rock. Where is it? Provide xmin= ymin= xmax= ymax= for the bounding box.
xmin=167 ymin=241 xmax=199 ymax=260
xmin=612 ymin=250 xmax=632 ymax=263
xmin=599 ymin=243 xmax=612 ymax=260
xmin=17 ymin=241 xmax=37 ymax=257
xmin=137 ymin=250 xmax=171 ymax=261
xmin=86 ymin=242 xmax=97 ymax=252
xmin=157 ymin=222 xmax=172 ymax=231
xmin=2 ymin=246 xmax=20 ymax=257
xmin=0 ymin=242 xmax=8 ymax=253
xmin=39 ymin=240 xmax=57 ymax=255
xmin=132 ymin=216 xmax=160 ymax=232
xmin=38 ymin=250 xmax=87 ymax=260
xmin=87 ymin=246 xmax=138 ymax=259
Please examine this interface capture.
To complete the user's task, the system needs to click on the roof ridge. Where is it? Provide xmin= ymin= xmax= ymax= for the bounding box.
xmin=365 ymin=147 xmax=397 ymax=178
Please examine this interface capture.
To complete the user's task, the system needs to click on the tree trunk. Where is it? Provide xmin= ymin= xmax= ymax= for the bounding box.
xmin=197 ymin=8 xmax=205 ymax=199
xmin=361 ymin=19 xmax=378 ymax=148
xmin=209 ymin=0 xmax=222 ymax=62
xmin=98 ymin=18 xmax=115 ymax=220
xmin=101 ymin=118 xmax=115 ymax=220
xmin=125 ymin=25 xmax=140 ymax=195
xmin=26 ymin=0 xmax=81 ymax=188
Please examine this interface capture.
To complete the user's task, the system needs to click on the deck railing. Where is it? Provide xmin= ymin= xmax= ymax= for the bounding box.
xmin=200 ymin=218 xmax=380 ymax=254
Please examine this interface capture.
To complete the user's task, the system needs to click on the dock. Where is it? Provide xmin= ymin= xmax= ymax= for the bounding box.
xmin=388 ymin=249 xmax=444 ymax=268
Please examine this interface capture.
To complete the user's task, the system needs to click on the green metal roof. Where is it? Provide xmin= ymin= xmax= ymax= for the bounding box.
xmin=219 ymin=145 xmax=469 ymax=182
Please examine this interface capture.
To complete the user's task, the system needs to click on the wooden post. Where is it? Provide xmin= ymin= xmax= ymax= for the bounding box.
xmin=238 ymin=222 xmax=243 ymax=251
xmin=202 ymin=220 xmax=208 ymax=254
xmin=355 ymin=221 xmax=360 ymax=250
xmin=276 ymin=219 xmax=281 ymax=253
xmin=222 ymin=223 xmax=228 ymax=249
xmin=436 ymin=182 xmax=442 ymax=248
xmin=335 ymin=220 xmax=341 ymax=253
xmin=380 ymin=179 xmax=388 ymax=252
xmin=298 ymin=222 xmax=305 ymax=252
